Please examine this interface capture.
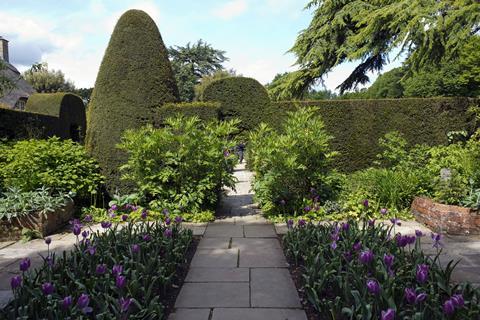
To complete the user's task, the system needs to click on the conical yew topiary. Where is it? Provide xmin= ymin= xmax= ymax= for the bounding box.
xmin=86 ymin=9 xmax=179 ymax=194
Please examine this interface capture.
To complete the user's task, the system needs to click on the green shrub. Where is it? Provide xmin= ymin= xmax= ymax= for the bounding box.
xmin=2 ymin=220 xmax=192 ymax=318
xmin=283 ymin=219 xmax=480 ymax=319
xmin=0 ymin=187 xmax=71 ymax=221
xmin=202 ymin=76 xmax=271 ymax=133
xmin=118 ymin=116 xmax=239 ymax=214
xmin=156 ymin=101 xmax=220 ymax=125
xmin=0 ymin=138 xmax=104 ymax=197
xmin=86 ymin=9 xmax=179 ymax=195
xmin=249 ymin=108 xmax=343 ymax=216
xmin=269 ymin=98 xmax=478 ymax=172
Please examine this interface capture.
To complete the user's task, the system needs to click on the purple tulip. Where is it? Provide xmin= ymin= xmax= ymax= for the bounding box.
xmin=175 ymin=216 xmax=183 ymax=224
xmin=77 ymin=293 xmax=92 ymax=314
xmin=443 ymin=299 xmax=455 ymax=315
xmin=416 ymin=264 xmax=429 ymax=284
xmin=122 ymin=214 xmax=128 ymax=222
xmin=344 ymin=250 xmax=353 ymax=262
xmin=165 ymin=217 xmax=171 ymax=226
xmin=73 ymin=223 xmax=82 ymax=236
xmin=366 ymin=279 xmax=380 ymax=295
xmin=110 ymin=204 xmax=118 ymax=211
xmin=431 ymin=233 xmax=443 ymax=248
xmin=164 ymin=228 xmax=173 ymax=238
xmin=451 ymin=294 xmax=464 ymax=308
xmin=84 ymin=214 xmax=93 ymax=223
xmin=163 ymin=208 xmax=170 ymax=216
xmin=143 ymin=234 xmax=152 ymax=242
xmin=41 ymin=282 xmax=55 ymax=295
xmin=10 ymin=275 xmax=22 ymax=289
xmin=101 ymin=221 xmax=112 ymax=229
xmin=363 ymin=199 xmax=369 ymax=207
xmin=141 ymin=209 xmax=148 ymax=219
xmin=341 ymin=222 xmax=350 ymax=232
xmin=45 ymin=237 xmax=52 ymax=245
xmin=404 ymin=288 xmax=417 ymax=304
xmin=109 ymin=212 xmax=116 ymax=219
xmin=331 ymin=241 xmax=337 ymax=250
xmin=416 ymin=293 xmax=427 ymax=304
xmin=279 ymin=199 xmax=286 ymax=206
xmin=82 ymin=230 xmax=89 ymax=239
xmin=116 ymin=275 xmax=127 ymax=289
xmin=415 ymin=230 xmax=424 ymax=237
xmin=406 ymin=235 xmax=416 ymax=245
xmin=112 ymin=264 xmax=123 ymax=276
xmin=381 ymin=309 xmax=395 ymax=320
xmin=383 ymin=254 xmax=394 ymax=268
xmin=62 ymin=296 xmax=73 ymax=309
xmin=368 ymin=219 xmax=376 ymax=227
xmin=96 ymin=264 xmax=107 ymax=275
xmin=353 ymin=240 xmax=362 ymax=251
xmin=298 ymin=219 xmax=306 ymax=227
xmin=396 ymin=235 xmax=410 ymax=248
xmin=359 ymin=250 xmax=374 ymax=264
xmin=119 ymin=297 xmax=133 ymax=313
xmin=380 ymin=208 xmax=388 ymax=215
xmin=287 ymin=219 xmax=294 ymax=229
xmin=86 ymin=245 xmax=96 ymax=255
xmin=303 ymin=206 xmax=311 ymax=212
xmin=390 ymin=218 xmax=401 ymax=226
xmin=19 ymin=258 xmax=31 ymax=272
xmin=131 ymin=244 xmax=140 ymax=254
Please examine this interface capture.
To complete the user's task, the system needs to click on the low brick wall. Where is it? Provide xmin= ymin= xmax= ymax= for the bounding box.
xmin=411 ymin=197 xmax=480 ymax=235
xmin=0 ymin=200 xmax=74 ymax=241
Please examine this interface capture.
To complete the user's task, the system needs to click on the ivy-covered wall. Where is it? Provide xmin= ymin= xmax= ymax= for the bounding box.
xmin=270 ymin=98 xmax=478 ymax=172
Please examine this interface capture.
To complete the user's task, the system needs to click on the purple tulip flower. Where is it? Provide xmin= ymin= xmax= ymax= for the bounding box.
xmin=116 ymin=275 xmax=127 ymax=289
xmin=84 ymin=214 xmax=93 ymax=223
xmin=443 ymin=299 xmax=455 ymax=315
xmin=331 ymin=241 xmax=337 ymax=250
xmin=363 ymin=199 xmax=369 ymax=207
xmin=416 ymin=264 xmax=429 ymax=284
xmin=110 ymin=204 xmax=118 ymax=211
xmin=77 ymin=293 xmax=92 ymax=314
xmin=341 ymin=222 xmax=350 ymax=232
xmin=143 ymin=234 xmax=152 ymax=242
xmin=303 ymin=206 xmax=311 ymax=212
xmin=359 ymin=250 xmax=374 ymax=264
xmin=404 ymin=288 xmax=416 ymax=304
xmin=287 ymin=219 xmax=294 ymax=229
xmin=101 ymin=221 xmax=112 ymax=229
xmin=164 ymin=228 xmax=173 ymax=238
xmin=165 ymin=217 xmax=171 ymax=226
xmin=119 ymin=297 xmax=133 ymax=313
xmin=86 ymin=245 xmax=96 ymax=255
xmin=10 ymin=275 xmax=22 ymax=289
xmin=81 ymin=230 xmax=89 ymax=239
xmin=380 ymin=208 xmax=388 ymax=215
xmin=416 ymin=293 xmax=427 ymax=303
xmin=390 ymin=218 xmax=401 ymax=226
xmin=112 ymin=264 xmax=123 ymax=276
xmin=366 ymin=279 xmax=380 ymax=295
xmin=41 ymin=282 xmax=55 ymax=295
xmin=162 ymin=208 xmax=170 ymax=216
xmin=415 ymin=230 xmax=424 ymax=237
xmin=132 ymin=244 xmax=140 ymax=254
xmin=62 ymin=296 xmax=73 ymax=309
xmin=451 ymin=294 xmax=464 ymax=308
xmin=383 ymin=254 xmax=394 ymax=269
xmin=45 ymin=237 xmax=52 ymax=245
xmin=175 ymin=216 xmax=183 ymax=224
xmin=431 ymin=233 xmax=443 ymax=248
xmin=19 ymin=258 xmax=31 ymax=272
xmin=72 ymin=223 xmax=82 ymax=236
xmin=122 ymin=214 xmax=128 ymax=222
xmin=298 ymin=219 xmax=306 ymax=227
xmin=381 ymin=309 xmax=395 ymax=320
xmin=141 ymin=209 xmax=148 ymax=219
xmin=368 ymin=219 xmax=376 ymax=227
xmin=353 ymin=240 xmax=362 ymax=251
xmin=344 ymin=250 xmax=353 ymax=262
xmin=96 ymin=264 xmax=107 ymax=275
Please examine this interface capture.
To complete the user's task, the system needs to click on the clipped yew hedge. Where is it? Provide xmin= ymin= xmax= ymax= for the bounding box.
xmin=202 ymin=77 xmax=270 ymax=132
xmin=155 ymin=102 xmax=221 ymax=126
xmin=270 ymin=98 xmax=478 ymax=172
xmin=86 ymin=9 xmax=179 ymax=194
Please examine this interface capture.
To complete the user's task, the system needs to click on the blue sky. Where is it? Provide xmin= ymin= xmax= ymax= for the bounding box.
xmin=0 ymin=0 xmax=402 ymax=91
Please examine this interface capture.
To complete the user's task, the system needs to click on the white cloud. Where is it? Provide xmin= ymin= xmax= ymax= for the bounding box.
xmin=212 ymin=0 xmax=248 ymax=20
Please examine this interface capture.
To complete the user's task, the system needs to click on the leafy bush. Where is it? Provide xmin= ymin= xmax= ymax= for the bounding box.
xmin=0 ymin=138 xmax=104 ymax=197
xmin=283 ymin=219 xmax=480 ymax=319
xmin=118 ymin=116 xmax=238 ymax=214
xmin=2 ymin=219 xmax=192 ymax=319
xmin=249 ymin=108 xmax=343 ymax=217
xmin=0 ymin=187 xmax=71 ymax=221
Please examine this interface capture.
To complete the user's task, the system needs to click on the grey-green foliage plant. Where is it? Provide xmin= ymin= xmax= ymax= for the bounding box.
xmin=0 ymin=187 xmax=71 ymax=221
xmin=0 ymin=138 xmax=104 ymax=197
xmin=249 ymin=107 xmax=343 ymax=216
xmin=118 ymin=116 xmax=239 ymax=214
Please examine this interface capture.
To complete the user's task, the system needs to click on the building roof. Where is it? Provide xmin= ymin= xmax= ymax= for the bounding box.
xmin=0 ymin=61 xmax=36 ymax=109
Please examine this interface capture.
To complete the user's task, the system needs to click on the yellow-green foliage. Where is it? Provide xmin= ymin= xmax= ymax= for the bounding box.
xmin=85 ymin=9 xmax=179 ymax=194
xmin=202 ymin=77 xmax=271 ymax=133
xmin=269 ymin=97 xmax=478 ymax=172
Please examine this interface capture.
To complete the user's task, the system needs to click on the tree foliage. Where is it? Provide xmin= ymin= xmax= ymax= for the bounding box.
xmin=168 ymin=40 xmax=228 ymax=102
xmin=283 ymin=0 xmax=480 ymax=97
xmin=22 ymin=62 xmax=75 ymax=93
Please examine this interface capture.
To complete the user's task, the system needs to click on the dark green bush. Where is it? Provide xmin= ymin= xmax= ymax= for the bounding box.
xmin=269 ymin=98 xmax=478 ymax=172
xmin=0 ymin=138 xmax=104 ymax=197
xmin=118 ymin=116 xmax=238 ymax=214
xmin=155 ymin=101 xmax=220 ymax=125
xmin=202 ymin=76 xmax=271 ymax=133
xmin=86 ymin=9 xmax=179 ymax=195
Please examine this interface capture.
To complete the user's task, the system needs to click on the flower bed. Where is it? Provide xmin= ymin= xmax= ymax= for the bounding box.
xmin=1 ymin=217 xmax=192 ymax=319
xmin=283 ymin=219 xmax=480 ymax=319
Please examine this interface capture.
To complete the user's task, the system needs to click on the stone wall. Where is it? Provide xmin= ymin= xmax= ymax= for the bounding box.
xmin=412 ymin=197 xmax=480 ymax=235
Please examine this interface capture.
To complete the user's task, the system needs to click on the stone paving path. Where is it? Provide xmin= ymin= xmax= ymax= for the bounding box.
xmin=169 ymin=163 xmax=307 ymax=320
